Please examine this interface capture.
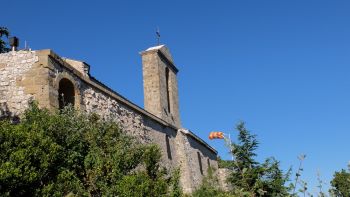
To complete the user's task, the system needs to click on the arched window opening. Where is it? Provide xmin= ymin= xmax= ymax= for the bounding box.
xmin=58 ymin=78 xmax=75 ymax=109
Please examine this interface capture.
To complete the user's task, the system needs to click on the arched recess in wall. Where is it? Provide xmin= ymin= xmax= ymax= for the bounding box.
xmin=58 ymin=78 xmax=75 ymax=109
xmin=54 ymin=72 xmax=81 ymax=110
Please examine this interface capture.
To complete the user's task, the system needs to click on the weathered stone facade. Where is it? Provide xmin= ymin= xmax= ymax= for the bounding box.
xmin=218 ymin=168 xmax=233 ymax=192
xmin=0 ymin=45 xmax=218 ymax=193
xmin=0 ymin=51 xmax=38 ymax=117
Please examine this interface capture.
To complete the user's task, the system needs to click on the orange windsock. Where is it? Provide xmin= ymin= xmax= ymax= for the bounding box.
xmin=209 ymin=132 xmax=224 ymax=140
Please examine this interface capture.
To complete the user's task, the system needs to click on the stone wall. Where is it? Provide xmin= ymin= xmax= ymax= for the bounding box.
xmin=81 ymin=85 xmax=179 ymax=170
xmin=177 ymin=129 xmax=218 ymax=193
xmin=218 ymin=168 xmax=232 ymax=192
xmin=0 ymin=51 xmax=39 ymax=118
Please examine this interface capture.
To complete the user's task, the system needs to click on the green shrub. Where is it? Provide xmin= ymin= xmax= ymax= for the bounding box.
xmin=329 ymin=167 xmax=350 ymax=196
xmin=0 ymin=103 xmax=177 ymax=196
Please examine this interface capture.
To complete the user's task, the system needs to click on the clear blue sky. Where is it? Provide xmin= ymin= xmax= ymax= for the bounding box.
xmin=3 ymin=0 xmax=350 ymax=194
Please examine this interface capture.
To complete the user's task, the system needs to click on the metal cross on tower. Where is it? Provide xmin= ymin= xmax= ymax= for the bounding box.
xmin=156 ymin=27 xmax=161 ymax=46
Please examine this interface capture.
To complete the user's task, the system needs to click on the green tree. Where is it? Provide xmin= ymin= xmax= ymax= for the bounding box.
xmin=329 ymin=165 xmax=350 ymax=197
xmin=227 ymin=122 xmax=290 ymax=196
xmin=0 ymin=27 xmax=9 ymax=53
xmin=0 ymin=103 xmax=176 ymax=196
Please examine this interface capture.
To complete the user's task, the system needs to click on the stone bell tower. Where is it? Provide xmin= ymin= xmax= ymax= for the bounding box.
xmin=141 ymin=45 xmax=181 ymax=128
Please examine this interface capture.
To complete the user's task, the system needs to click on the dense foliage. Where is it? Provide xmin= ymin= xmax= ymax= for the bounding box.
xmin=193 ymin=122 xmax=290 ymax=197
xmin=329 ymin=166 xmax=350 ymax=197
xmin=0 ymin=103 xmax=179 ymax=196
xmin=0 ymin=27 xmax=9 ymax=53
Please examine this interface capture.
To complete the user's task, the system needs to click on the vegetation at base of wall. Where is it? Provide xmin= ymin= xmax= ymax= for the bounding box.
xmin=0 ymin=27 xmax=9 ymax=53
xmin=169 ymin=168 xmax=183 ymax=197
xmin=0 ymin=102 xmax=181 ymax=196
xmin=191 ymin=167 xmax=224 ymax=197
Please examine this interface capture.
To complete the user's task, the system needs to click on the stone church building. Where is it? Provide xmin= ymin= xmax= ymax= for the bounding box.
xmin=0 ymin=45 xmax=222 ymax=193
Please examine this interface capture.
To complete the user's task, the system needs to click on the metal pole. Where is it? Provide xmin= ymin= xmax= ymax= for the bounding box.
xmin=228 ymin=133 xmax=234 ymax=161
xmin=223 ymin=132 xmax=234 ymax=161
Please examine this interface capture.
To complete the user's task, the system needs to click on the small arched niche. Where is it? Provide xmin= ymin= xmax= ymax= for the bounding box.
xmin=58 ymin=78 xmax=75 ymax=109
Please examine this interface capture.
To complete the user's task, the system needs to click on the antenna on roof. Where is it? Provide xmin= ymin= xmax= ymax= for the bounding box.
xmin=24 ymin=40 xmax=32 ymax=51
xmin=156 ymin=27 xmax=161 ymax=46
